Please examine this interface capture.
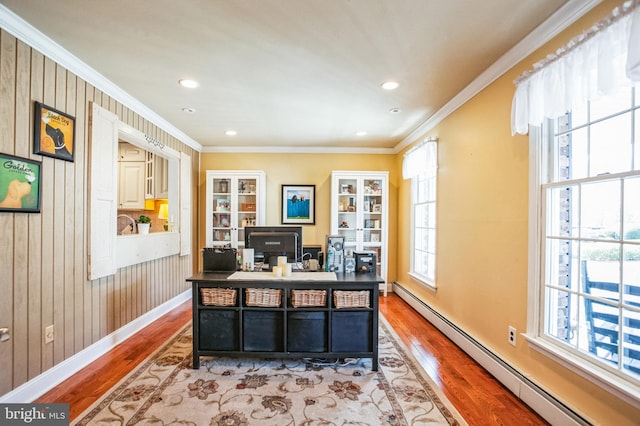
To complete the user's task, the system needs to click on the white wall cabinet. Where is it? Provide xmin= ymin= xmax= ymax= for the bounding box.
xmin=144 ymin=152 xmax=169 ymax=200
xmin=331 ymin=171 xmax=388 ymax=286
xmin=205 ymin=170 xmax=266 ymax=251
xmin=154 ymin=155 xmax=169 ymax=198
xmin=118 ymin=142 xmax=146 ymax=161
xmin=119 ymin=142 xmax=168 ymax=203
xmin=145 ymin=152 xmax=154 ymax=199
xmin=118 ymin=158 xmax=145 ymax=209
xmin=118 ymin=142 xmax=146 ymax=208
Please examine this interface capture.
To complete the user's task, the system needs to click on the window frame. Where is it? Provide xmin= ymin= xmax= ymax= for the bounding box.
xmin=88 ymin=103 xmax=191 ymax=280
xmin=525 ymin=94 xmax=640 ymax=407
xmin=114 ymin=123 xmax=184 ymax=268
xmin=408 ymin=142 xmax=437 ymax=289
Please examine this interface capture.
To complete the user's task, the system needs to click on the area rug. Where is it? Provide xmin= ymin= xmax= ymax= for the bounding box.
xmin=73 ymin=316 xmax=466 ymax=425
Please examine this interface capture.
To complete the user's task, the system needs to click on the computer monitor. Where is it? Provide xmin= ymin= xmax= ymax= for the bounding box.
xmin=245 ymin=226 xmax=303 ymax=268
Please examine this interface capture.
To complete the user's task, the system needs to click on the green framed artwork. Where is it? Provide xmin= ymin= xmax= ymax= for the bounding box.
xmin=0 ymin=153 xmax=42 ymax=213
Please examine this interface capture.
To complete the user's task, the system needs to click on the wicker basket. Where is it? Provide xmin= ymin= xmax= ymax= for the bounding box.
xmin=245 ymin=288 xmax=282 ymax=307
xmin=291 ymin=289 xmax=327 ymax=308
xmin=201 ymin=288 xmax=237 ymax=306
xmin=333 ymin=290 xmax=370 ymax=308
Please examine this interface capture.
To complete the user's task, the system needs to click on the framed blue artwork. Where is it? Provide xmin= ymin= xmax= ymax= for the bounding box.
xmin=281 ymin=184 xmax=315 ymax=225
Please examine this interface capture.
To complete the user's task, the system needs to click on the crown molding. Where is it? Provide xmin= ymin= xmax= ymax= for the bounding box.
xmin=393 ymin=0 xmax=602 ymax=154
xmin=0 ymin=5 xmax=202 ymax=152
xmin=202 ymin=145 xmax=395 ymax=155
xmin=1 ymin=1 xmax=602 ymax=156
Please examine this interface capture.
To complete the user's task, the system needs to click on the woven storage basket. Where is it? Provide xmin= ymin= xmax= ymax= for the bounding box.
xmin=333 ymin=290 xmax=370 ymax=308
xmin=201 ymin=288 xmax=237 ymax=306
xmin=291 ymin=289 xmax=327 ymax=308
xmin=245 ymin=288 xmax=282 ymax=307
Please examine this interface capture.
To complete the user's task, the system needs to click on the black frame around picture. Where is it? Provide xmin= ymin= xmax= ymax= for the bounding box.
xmin=281 ymin=184 xmax=315 ymax=225
xmin=33 ymin=101 xmax=76 ymax=162
xmin=0 ymin=152 xmax=42 ymax=213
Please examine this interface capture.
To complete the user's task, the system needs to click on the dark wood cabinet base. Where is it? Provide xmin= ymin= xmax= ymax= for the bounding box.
xmin=187 ymin=272 xmax=382 ymax=370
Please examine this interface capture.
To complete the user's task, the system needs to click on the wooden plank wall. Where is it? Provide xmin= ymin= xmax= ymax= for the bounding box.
xmin=0 ymin=30 xmax=199 ymax=395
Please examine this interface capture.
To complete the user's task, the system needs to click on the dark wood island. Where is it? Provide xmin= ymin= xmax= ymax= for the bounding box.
xmin=187 ymin=271 xmax=382 ymax=370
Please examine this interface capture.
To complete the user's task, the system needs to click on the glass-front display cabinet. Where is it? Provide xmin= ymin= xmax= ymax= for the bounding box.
xmin=330 ymin=171 xmax=388 ymax=285
xmin=205 ymin=170 xmax=265 ymax=251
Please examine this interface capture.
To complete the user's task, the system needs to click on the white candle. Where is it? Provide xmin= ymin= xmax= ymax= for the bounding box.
xmin=277 ymin=256 xmax=287 ymax=269
xmin=273 ymin=266 xmax=282 ymax=277
xmin=284 ymin=263 xmax=292 ymax=277
xmin=243 ymin=248 xmax=254 ymax=271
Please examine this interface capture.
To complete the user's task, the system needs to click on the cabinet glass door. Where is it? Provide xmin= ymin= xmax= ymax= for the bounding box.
xmin=206 ymin=170 xmax=265 ymax=250
xmin=236 ymin=177 xmax=257 ymax=249
xmin=212 ymin=178 xmax=232 ymax=245
xmin=336 ymin=177 xmax=358 ymax=251
xmin=331 ymin=171 xmax=388 ymax=285
xmin=362 ymin=177 xmax=383 ymax=248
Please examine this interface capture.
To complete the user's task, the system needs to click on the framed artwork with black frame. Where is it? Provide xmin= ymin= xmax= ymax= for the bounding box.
xmin=33 ymin=101 xmax=76 ymax=162
xmin=281 ymin=184 xmax=315 ymax=225
xmin=0 ymin=153 xmax=41 ymax=213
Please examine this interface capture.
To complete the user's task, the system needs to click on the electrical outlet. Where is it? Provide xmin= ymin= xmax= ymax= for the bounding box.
xmin=44 ymin=325 xmax=54 ymax=344
xmin=508 ymin=326 xmax=516 ymax=346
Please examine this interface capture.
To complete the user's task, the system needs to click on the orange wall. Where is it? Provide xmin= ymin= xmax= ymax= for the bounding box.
xmin=199 ymin=153 xmax=398 ymax=279
xmin=395 ymin=0 xmax=639 ymax=424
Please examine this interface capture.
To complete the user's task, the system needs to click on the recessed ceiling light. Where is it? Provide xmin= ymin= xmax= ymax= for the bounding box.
xmin=356 ymin=131 xmax=367 ymax=136
xmin=225 ymin=130 xmax=237 ymax=136
xmin=179 ymin=79 xmax=199 ymax=88
xmin=182 ymin=107 xmax=196 ymax=114
xmin=381 ymin=81 xmax=399 ymax=90
xmin=389 ymin=107 xmax=401 ymax=113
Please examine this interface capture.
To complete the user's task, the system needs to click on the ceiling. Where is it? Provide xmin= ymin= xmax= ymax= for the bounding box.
xmin=1 ymin=0 xmax=579 ymax=152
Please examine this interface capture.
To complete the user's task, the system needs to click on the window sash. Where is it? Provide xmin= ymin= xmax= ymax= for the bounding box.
xmin=529 ymin=86 xmax=640 ymax=404
xmin=410 ymin=166 xmax=436 ymax=286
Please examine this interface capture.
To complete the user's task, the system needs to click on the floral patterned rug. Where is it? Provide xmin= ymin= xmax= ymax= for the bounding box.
xmin=73 ymin=316 xmax=466 ymax=425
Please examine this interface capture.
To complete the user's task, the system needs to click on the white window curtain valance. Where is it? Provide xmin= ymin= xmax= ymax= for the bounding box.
xmin=511 ymin=0 xmax=640 ymax=136
xmin=628 ymin=1 xmax=640 ymax=79
xmin=402 ymin=139 xmax=437 ymax=180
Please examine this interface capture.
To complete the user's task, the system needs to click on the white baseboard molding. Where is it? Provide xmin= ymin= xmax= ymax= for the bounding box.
xmin=0 ymin=290 xmax=191 ymax=403
xmin=393 ymin=282 xmax=589 ymax=426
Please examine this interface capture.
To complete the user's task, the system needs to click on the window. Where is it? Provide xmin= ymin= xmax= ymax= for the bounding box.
xmin=532 ymin=85 xmax=640 ymax=399
xmin=88 ymin=103 xmax=191 ymax=280
xmin=403 ymin=140 xmax=437 ymax=287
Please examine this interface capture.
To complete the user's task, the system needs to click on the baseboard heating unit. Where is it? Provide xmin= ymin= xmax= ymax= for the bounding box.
xmin=392 ymin=282 xmax=590 ymax=426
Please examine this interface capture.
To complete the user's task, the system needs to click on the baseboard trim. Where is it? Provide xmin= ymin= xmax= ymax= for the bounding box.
xmin=0 ymin=290 xmax=191 ymax=403
xmin=393 ymin=282 xmax=590 ymax=426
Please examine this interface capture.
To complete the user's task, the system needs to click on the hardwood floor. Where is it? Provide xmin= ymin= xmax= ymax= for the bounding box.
xmin=36 ymin=293 xmax=547 ymax=425
xmin=379 ymin=294 xmax=548 ymax=425
xmin=35 ymin=300 xmax=193 ymax=421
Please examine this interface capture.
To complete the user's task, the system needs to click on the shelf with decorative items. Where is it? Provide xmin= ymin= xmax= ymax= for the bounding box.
xmin=206 ymin=171 xmax=265 ymax=253
xmin=331 ymin=171 xmax=388 ymax=294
